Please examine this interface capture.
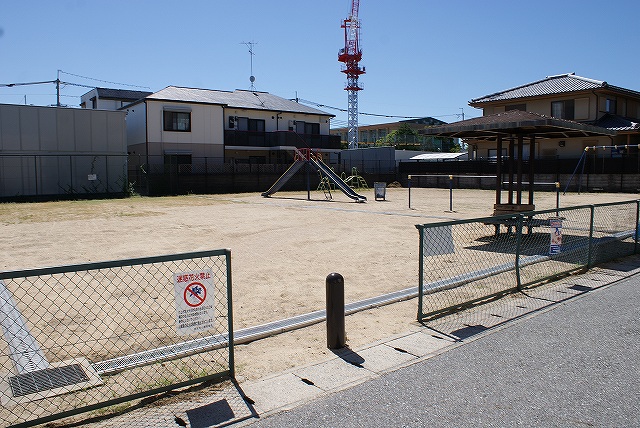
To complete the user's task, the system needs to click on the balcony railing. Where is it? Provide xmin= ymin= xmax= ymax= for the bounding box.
xmin=224 ymin=130 xmax=341 ymax=150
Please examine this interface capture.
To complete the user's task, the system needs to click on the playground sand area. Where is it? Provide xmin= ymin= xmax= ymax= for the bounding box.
xmin=0 ymin=187 xmax=637 ymax=383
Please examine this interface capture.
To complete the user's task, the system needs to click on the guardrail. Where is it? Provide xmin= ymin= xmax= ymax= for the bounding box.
xmin=416 ymin=200 xmax=639 ymax=322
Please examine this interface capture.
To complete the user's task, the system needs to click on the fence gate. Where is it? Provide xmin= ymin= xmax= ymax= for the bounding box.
xmin=0 ymin=249 xmax=233 ymax=427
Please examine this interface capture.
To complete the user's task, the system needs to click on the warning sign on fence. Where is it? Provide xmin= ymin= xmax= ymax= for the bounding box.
xmin=549 ymin=217 xmax=563 ymax=255
xmin=173 ymin=269 xmax=215 ymax=335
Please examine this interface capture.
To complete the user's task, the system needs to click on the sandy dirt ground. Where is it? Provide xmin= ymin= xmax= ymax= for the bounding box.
xmin=0 ymin=187 xmax=637 ymax=382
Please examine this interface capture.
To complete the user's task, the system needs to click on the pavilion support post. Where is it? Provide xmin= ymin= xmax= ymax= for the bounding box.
xmin=496 ymin=136 xmax=503 ymax=205
xmin=508 ymin=137 xmax=515 ymax=205
xmin=517 ymin=134 xmax=524 ymax=205
xmin=529 ymin=135 xmax=535 ymax=205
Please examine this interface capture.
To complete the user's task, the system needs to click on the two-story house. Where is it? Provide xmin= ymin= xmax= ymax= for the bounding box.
xmin=467 ymin=73 xmax=640 ymax=160
xmin=80 ymin=88 xmax=152 ymax=111
xmin=123 ymin=86 xmax=339 ymax=174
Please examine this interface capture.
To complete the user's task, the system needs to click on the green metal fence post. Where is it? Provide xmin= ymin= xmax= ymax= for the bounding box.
xmin=515 ymin=214 xmax=524 ymax=291
xmin=408 ymin=175 xmax=412 ymax=209
xmin=587 ymin=205 xmax=595 ymax=269
xmin=635 ymin=200 xmax=640 ymax=254
xmin=416 ymin=225 xmax=424 ymax=321
xmin=555 ymin=181 xmax=560 ymax=216
xmin=226 ymin=249 xmax=235 ymax=378
xmin=448 ymin=175 xmax=454 ymax=212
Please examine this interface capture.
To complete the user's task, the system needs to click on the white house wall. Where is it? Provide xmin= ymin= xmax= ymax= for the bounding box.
xmin=146 ymin=101 xmax=224 ymax=158
xmin=483 ymin=95 xmax=597 ymax=121
xmin=124 ymin=103 xmax=147 ymax=151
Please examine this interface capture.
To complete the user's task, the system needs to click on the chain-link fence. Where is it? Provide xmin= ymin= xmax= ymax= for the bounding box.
xmin=0 ymin=250 xmax=233 ymax=427
xmin=0 ymin=154 xmax=130 ymax=200
xmin=416 ymin=200 xmax=639 ymax=324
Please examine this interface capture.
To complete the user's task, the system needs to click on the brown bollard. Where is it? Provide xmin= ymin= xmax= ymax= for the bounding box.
xmin=326 ymin=272 xmax=345 ymax=349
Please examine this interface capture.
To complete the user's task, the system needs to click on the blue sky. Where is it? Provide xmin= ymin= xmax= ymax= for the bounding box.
xmin=1 ymin=0 xmax=639 ymax=127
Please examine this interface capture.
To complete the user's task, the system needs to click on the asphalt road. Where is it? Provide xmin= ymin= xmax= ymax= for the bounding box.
xmin=247 ymin=274 xmax=640 ymax=427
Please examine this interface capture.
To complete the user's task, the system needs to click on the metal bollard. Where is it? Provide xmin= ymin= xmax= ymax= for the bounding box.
xmin=326 ymin=272 xmax=345 ymax=349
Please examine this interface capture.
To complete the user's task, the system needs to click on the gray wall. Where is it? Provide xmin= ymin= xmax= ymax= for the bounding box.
xmin=0 ymin=104 xmax=127 ymax=198
xmin=332 ymin=146 xmax=396 ymax=174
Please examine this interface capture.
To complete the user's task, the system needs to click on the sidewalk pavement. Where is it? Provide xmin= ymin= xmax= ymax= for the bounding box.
xmin=86 ymin=255 xmax=640 ymax=427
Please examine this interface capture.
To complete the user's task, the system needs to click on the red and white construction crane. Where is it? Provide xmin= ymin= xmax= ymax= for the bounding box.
xmin=338 ymin=0 xmax=365 ymax=150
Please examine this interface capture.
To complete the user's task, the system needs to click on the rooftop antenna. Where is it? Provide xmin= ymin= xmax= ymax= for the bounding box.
xmin=242 ymin=41 xmax=258 ymax=91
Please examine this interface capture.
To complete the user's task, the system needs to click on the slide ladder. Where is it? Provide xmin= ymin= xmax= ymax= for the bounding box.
xmin=309 ymin=157 xmax=367 ymax=202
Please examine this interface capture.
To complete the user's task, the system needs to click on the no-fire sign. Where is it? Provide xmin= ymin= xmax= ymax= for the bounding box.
xmin=173 ymin=269 xmax=215 ymax=335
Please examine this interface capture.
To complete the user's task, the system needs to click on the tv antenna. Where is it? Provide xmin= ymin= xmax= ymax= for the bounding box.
xmin=242 ymin=41 xmax=258 ymax=91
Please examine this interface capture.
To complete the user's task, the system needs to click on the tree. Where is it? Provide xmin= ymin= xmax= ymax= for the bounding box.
xmin=376 ymin=124 xmax=420 ymax=149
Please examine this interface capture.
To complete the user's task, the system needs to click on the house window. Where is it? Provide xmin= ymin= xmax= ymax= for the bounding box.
xmin=606 ymin=98 xmax=617 ymax=114
xmin=505 ymin=103 xmax=526 ymax=112
xmin=163 ymin=111 xmax=191 ymax=132
xmin=91 ymin=97 xmax=97 ymax=109
xmin=248 ymin=118 xmax=265 ymax=132
xmin=236 ymin=117 xmax=265 ymax=132
xmin=551 ymin=100 xmax=574 ymax=120
xmin=304 ymin=122 xmax=320 ymax=134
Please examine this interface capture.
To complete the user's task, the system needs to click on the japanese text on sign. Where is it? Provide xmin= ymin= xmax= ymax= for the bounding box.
xmin=173 ymin=269 xmax=215 ymax=335
xmin=549 ymin=217 xmax=563 ymax=255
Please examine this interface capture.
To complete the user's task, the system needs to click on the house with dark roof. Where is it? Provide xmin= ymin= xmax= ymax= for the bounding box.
xmin=80 ymin=88 xmax=152 ymax=110
xmin=123 ymin=86 xmax=338 ymax=174
xmin=466 ymin=73 xmax=640 ymax=160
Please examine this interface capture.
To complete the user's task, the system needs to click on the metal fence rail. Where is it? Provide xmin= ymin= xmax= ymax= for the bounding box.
xmin=0 ymin=250 xmax=233 ymax=428
xmin=416 ymin=200 xmax=639 ymax=323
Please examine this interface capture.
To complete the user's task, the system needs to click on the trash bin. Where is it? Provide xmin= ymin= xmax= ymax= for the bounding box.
xmin=374 ymin=182 xmax=386 ymax=201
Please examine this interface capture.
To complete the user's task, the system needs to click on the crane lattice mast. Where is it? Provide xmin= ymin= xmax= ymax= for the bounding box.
xmin=338 ymin=0 xmax=364 ymax=150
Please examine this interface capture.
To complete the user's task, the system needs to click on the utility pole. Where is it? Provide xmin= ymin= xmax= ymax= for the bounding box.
xmin=56 ymin=70 xmax=61 ymax=107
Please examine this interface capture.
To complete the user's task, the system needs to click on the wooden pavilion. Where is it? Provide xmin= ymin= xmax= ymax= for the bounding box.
xmin=420 ymin=110 xmax=616 ymax=215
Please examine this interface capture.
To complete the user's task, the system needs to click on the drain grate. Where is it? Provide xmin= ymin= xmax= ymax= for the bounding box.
xmin=9 ymin=363 xmax=89 ymax=397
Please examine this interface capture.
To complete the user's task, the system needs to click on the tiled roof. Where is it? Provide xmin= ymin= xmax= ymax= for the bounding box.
xmin=420 ymin=109 xmax=615 ymax=140
xmin=470 ymin=73 xmax=640 ymax=104
xmin=146 ymin=86 xmax=333 ymax=116
xmin=594 ymin=114 xmax=640 ymax=132
xmin=95 ymin=88 xmax=152 ymax=101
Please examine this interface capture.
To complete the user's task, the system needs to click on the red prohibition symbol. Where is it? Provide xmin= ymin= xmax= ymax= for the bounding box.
xmin=184 ymin=282 xmax=207 ymax=307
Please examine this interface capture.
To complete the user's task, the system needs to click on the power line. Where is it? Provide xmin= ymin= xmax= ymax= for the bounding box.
xmin=0 ymin=80 xmax=55 ymax=87
xmin=58 ymin=70 xmax=150 ymax=89
xmin=297 ymin=97 xmax=462 ymax=120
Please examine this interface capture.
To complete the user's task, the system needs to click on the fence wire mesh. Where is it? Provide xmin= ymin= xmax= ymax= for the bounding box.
xmin=416 ymin=216 xmax=520 ymax=322
xmin=591 ymin=201 xmax=639 ymax=265
xmin=517 ymin=206 xmax=592 ymax=288
xmin=417 ymin=201 xmax=639 ymax=333
xmin=0 ymin=250 xmax=233 ymax=428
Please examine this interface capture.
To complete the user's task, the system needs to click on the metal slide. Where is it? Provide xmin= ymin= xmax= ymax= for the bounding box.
xmin=310 ymin=158 xmax=367 ymax=202
xmin=261 ymin=159 xmax=306 ymax=197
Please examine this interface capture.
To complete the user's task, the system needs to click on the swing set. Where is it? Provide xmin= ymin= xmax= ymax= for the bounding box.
xmin=564 ymin=144 xmax=640 ymax=194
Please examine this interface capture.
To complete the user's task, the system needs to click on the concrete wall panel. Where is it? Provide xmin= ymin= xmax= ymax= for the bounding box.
xmin=56 ymin=108 xmax=76 ymax=151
